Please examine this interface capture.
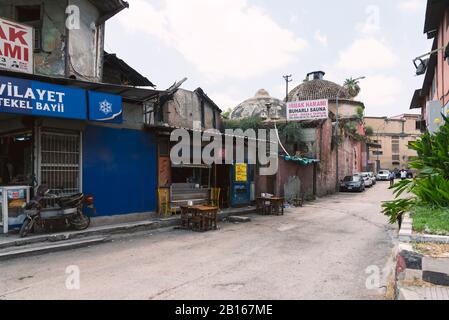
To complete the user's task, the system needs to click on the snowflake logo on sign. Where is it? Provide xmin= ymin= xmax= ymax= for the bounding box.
xmin=99 ymin=100 xmax=112 ymax=115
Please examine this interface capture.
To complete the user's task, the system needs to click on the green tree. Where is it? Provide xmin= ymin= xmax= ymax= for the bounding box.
xmin=344 ymin=78 xmax=362 ymax=98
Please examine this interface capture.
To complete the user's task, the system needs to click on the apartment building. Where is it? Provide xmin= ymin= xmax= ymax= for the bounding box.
xmin=364 ymin=114 xmax=422 ymax=171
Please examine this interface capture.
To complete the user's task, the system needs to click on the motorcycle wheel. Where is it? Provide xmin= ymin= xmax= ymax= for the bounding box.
xmin=19 ymin=218 xmax=34 ymax=238
xmin=71 ymin=214 xmax=91 ymax=231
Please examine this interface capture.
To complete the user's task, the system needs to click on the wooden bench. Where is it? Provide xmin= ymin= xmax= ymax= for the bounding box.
xmin=170 ymin=183 xmax=210 ymax=211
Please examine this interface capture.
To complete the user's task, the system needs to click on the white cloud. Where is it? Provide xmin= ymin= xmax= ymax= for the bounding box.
xmin=357 ymin=5 xmax=381 ymax=35
xmin=336 ymin=37 xmax=399 ymax=72
xmin=118 ymin=0 xmax=307 ymax=81
xmin=289 ymin=14 xmax=299 ymax=25
xmin=358 ymin=75 xmax=404 ymax=116
xmin=209 ymin=92 xmax=244 ymax=111
xmin=314 ymin=30 xmax=328 ymax=46
xmin=398 ymin=0 xmax=426 ymax=13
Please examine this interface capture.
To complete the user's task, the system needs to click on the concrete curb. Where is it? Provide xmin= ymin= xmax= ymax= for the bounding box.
xmin=0 ymin=207 xmax=258 ymax=254
xmin=398 ymin=213 xmax=449 ymax=244
xmin=0 ymin=237 xmax=107 ymax=261
xmin=395 ymin=243 xmax=449 ymax=289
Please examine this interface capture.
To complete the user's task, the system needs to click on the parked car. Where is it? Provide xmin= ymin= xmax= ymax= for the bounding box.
xmin=376 ymin=170 xmax=390 ymax=181
xmin=361 ymin=172 xmax=376 ymax=185
xmin=340 ymin=175 xmax=365 ymax=192
xmin=358 ymin=173 xmax=374 ymax=188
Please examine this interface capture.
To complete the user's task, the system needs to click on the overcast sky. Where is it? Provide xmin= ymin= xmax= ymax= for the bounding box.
xmin=105 ymin=0 xmax=432 ymax=117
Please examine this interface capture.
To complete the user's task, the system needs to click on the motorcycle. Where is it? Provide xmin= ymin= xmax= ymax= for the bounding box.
xmin=19 ymin=184 xmax=95 ymax=238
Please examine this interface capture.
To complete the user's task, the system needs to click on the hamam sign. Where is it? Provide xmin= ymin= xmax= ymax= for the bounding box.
xmin=287 ymin=99 xmax=329 ymax=121
xmin=0 ymin=75 xmax=86 ymax=120
xmin=0 ymin=18 xmax=33 ymax=74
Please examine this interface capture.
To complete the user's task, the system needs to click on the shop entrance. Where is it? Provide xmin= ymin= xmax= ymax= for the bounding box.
xmin=0 ymin=131 xmax=34 ymax=186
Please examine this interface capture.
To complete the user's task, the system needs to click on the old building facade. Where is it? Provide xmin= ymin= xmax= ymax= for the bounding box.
xmin=364 ymin=114 xmax=421 ymax=172
xmin=410 ymin=0 xmax=449 ymax=132
xmin=0 ymin=0 xmax=166 ymax=232
xmin=231 ymin=71 xmax=368 ymax=200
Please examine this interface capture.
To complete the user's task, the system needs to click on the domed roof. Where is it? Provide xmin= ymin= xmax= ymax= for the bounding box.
xmin=231 ymin=89 xmax=286 ymax=120
xmin=288 ymin=71 xmax=352 ymax=102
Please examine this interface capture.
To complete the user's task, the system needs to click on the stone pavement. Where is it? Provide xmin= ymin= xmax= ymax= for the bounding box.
xmin=399 ymin=285 xmax=449 ymax=300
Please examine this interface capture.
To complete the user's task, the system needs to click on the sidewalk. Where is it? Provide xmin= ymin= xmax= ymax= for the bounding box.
xmin=0 ymin=206 xmax=257 ymax=259
xmin=399 ymin=285 xmax=449 ymax=300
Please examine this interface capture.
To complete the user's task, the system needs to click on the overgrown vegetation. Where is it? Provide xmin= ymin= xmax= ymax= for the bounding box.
xmin=277 ymin=122 xmax=303 ymax=144
xmin=223 ymin=117 xmax=263 ymax=131
xmin=365 ymin=126 xmax=374 ymax=136
xmin=382 ymin=115 xmax=449 ymax=232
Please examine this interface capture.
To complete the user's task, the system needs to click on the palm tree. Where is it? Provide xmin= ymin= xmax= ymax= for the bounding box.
xmin=344 ymin=77 xmax=362 ymax=98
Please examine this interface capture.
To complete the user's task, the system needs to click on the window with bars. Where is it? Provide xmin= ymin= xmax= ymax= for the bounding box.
xmin=39 ymin=130 xmax=81 ymax=196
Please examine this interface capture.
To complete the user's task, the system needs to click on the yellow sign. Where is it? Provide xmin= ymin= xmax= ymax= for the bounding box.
xmin=235 ymin=163 xmax=247 ymax=182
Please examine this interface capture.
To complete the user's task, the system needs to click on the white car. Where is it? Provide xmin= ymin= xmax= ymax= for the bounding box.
xmin=354 ymin=173 xmax=373 ymax=188
xmin=376 ymin=170 xmax=390 ymax=181
xmin=361 ymin=172 xmax=376 ymax=185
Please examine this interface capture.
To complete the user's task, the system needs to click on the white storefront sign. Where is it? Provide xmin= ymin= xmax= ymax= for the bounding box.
xmin=287 ymin=99 xmax=329 ymax=121
xmin=0 ymin=18 xmax=34 ymax=74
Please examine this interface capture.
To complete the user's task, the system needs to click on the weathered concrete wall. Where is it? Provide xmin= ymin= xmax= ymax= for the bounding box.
xmin=67 ymin=0 xmax=103 ymax=82
xmin=315 ymin=119 xmax=336 ymax=196
xmin=276 ymin=158 xmax=314 ymax=199
xmin=253 ymin=157 xmax=314 ymax=199
xmin=314 ymin=119 xmax=365 ymax=196
xmin=0 ymin=0 xmax=68 ymax=77
xmin=163 ymin=89 xmax=221 ymax=130
xmin=0 ymin=0 xmax=103 ymax=81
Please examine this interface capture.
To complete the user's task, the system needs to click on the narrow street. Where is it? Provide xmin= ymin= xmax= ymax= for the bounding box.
xmin=0 ymin=183 xmax=397 ymax=300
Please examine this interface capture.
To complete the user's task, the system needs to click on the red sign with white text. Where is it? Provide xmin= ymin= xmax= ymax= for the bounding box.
xmin=0 ymin=18 xmax=33 ymax=74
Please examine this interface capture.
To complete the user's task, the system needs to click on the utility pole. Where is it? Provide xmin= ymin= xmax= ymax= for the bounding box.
xmin=283 ymin=75 xmax=292 ymax=102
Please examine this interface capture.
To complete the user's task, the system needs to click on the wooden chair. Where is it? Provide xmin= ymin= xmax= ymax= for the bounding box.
xmin=293 ymin=192 xmax=306 ymax=207
xmin=210 ymin=187 xmax=221 ymax=208
xmin=158 ymin=188 xmax=177 ymax=217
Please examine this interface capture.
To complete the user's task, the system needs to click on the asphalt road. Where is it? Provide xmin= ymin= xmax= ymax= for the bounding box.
xmin=0 ymin=182 xmax=397 ymax=300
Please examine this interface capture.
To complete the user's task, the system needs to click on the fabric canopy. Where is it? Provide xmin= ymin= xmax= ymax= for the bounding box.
xmin=284 ymin=155 xmax=320 ymax=166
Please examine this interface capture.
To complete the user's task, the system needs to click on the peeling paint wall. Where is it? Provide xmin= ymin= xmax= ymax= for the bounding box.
xmin=315 ymin=118 xmax=365 ymax=196
xmin=67 ymin=0 xmax=103 ymax=82
xmin=0 ymin=0 xmax=68 ymax=77
xmin=163 ymin=89 xmax=222 ymax=130
xmin=0 ymin=0 xmax=103 ymax=81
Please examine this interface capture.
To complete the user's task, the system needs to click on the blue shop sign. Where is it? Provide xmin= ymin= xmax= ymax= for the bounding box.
xmin=0 ymin=75 xmax=86 ymax=120
xmin=88 ymin=91 xmax=122 ymax=123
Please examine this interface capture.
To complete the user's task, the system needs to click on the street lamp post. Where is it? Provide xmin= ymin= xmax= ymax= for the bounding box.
xmin=374 ymin=119 xmax=388 ymax=173
xmin=335 ymin=76 xmax=365 ymax=193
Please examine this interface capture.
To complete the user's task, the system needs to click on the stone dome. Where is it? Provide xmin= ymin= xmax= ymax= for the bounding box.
xmin=288 ymin=71 xmax=352 ymax=102
xmin=231 ymin=89 xmax=286 ymax=120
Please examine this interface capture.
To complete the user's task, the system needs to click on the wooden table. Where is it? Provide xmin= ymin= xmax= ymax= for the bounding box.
xmin=256 ymin=197 xmax=285 ymax=216
xmin=181 ymin=205 xmax=219 ymax=232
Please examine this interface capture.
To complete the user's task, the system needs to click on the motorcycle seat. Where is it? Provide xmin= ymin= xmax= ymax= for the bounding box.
xmin=58 ymin=193 xmax=84 ymax=207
